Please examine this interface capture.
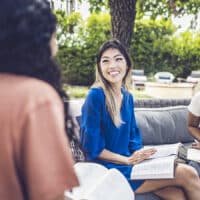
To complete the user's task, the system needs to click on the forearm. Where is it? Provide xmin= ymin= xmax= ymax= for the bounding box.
xmin=187 ymin=126 xmax=200 ymax=141
xmin=187 ymin=112 xmax=200 ymax=141
xmin=98 ymin=149 xmax=129 ymax=165
xmin=98 ymin=148 xmax=157 ymax=166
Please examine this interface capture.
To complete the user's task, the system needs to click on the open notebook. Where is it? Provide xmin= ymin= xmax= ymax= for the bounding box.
xmin=65 ymin=162 xmax=134 ymax=200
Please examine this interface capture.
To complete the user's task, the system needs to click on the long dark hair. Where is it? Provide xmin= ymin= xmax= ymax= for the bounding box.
xmin=94 ymin=39 xmax=132 ymax=126
xmin=0 ymin=0 xmax=80 ymax=157
xmin=96 ymin=39 xmax=132 ymax=85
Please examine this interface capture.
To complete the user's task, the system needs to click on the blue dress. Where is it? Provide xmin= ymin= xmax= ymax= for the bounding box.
xmin=80 ymin=87 xmax=144 ymax=190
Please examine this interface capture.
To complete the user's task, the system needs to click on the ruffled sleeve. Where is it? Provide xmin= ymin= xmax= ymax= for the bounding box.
xmin=128 ymin=95 xmax=143 ymax=153
xmin=80 ymin=88 xmax=105 ymax=160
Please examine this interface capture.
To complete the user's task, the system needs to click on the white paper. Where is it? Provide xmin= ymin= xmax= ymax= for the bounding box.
xmin=187 ymin=148 xmax=200 ymax=163
xmin=144 ymin=143 xmax=181 ymax=159
xmin=131 ymin=155 xmax=176 ymax=180
xmin=65 ymin=162 xmax=134 ymax=200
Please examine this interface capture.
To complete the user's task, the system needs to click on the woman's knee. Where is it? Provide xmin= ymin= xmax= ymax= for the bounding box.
xmin=155 ymin=186 xmax=186 ymax=200
xmin=175 ymin=163 xmax=199 ymax=185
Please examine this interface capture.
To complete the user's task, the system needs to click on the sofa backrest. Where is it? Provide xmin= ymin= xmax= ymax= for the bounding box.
xmin=68 ymin=98 xmax=191 ymax=116
xmin=135 ymin=106 xmax=194 ymax=145
xmin=134 ymin=98 xmax=191 ymax=108
xmin=68 ymin=98 xmax=194 ymax=146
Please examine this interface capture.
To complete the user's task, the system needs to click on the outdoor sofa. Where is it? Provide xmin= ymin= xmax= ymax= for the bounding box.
xmin=69 ymin=98 xmax=198 ymax=200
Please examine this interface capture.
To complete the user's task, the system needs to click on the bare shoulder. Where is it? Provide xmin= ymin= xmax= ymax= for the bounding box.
xmin=25 ymin=77 xmax=62 ymax=106
xmin=7 ymin=74 xmax=63 ymax=108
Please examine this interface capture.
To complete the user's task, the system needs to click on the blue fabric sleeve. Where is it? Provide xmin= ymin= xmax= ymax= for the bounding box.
xmin=128 ymin=95 xmax=143 ymax=153
xmin=80 ymin=88 xmax=105 ymax=160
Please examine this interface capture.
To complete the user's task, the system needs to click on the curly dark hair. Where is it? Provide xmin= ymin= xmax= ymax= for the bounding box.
xmin=0 ymin=0 xmax=81 ymax=153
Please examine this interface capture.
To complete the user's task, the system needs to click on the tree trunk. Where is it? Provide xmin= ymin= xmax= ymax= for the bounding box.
xmin=66 ymin=0 xmax=75 ymax=15
xmin=109 ymin=0 xmax=137 ymax=50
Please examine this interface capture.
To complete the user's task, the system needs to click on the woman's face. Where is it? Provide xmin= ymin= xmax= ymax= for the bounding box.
xmin=100 ymin=48 xmax=127 ymax=87
xmin=50 ymin=32 xmax=58 ymax=57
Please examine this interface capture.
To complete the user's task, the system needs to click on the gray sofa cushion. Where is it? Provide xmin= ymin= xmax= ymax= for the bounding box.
xmin=135 ymin=106 xmax=194 ymax=145
xmin=134 ymin=98 xmax=191 ymax=108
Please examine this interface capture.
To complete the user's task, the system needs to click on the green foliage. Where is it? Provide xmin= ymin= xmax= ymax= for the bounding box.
xmin=170 ymin=32 xmax=200 ymax=78
xmin=64 ymin=85 xmax=152 ymax=99
xmin=136 ymin=0 xmax=200 ymax=19
xmin=78 ymin=0 xmax=108 ymax=13
xmin=76 ymin=0 xmax=200 ymax=21
xmin=83 ymin=12 xmax=111 ymax=51
xmin=55 ymin=13 xmax=111 ymax=85
xmin=55 ymin=10 xmax=84 ymax=45
xmin=63 ymin=84 xmax=89 ymax=98
xmin=76 ymin=0 xmax=200 ymax=17
xmin=131 ymin=18 xmax=200 ymax=79
xmin=54 ymin=7 xmax=200 ymax=85
xmin=131 ymin=18 xmax=177 ymax=74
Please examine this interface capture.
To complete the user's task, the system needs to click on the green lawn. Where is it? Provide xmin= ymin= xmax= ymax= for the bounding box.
xmin=64 ymin=85 xmax=151 ymax=99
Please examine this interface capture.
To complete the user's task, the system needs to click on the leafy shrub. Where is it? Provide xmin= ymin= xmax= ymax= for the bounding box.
xmin=55 ymin=12 xmax=200 ymax=85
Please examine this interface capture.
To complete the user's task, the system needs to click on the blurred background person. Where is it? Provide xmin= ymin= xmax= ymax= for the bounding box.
xmin=0 ymin=0 xmax=79 ymax=199
xmin=187 ymin=91 xmax=200 ymax=147
xmin=187 ymin=91 xmax=200 ymax=175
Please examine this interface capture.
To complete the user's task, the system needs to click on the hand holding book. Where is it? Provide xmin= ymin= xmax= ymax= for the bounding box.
xmin=178 ymin=141 xmax=200 ymax=163
xmin=185 ymin=140 xmax=200 ymax=163
xmin=128 ymin=148 xmax=157 ymax=165
xmin=191 ymin=140 xmax=200 ymax=150
xmin=131 ymin=143 xmax=184 ymax=180
xmin=131 ymin=142 xmax=200 ymax=180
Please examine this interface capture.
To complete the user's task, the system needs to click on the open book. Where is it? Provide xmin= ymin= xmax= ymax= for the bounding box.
xmin=172 ymin=142 xmax=200 ymax=163
xmin=131 ymin=143 xmax=184 ymax=180
xmin=187 ymin=148 xmax=200 ymax=163
xmin=65 ymin=162 xmax=134 ymax=200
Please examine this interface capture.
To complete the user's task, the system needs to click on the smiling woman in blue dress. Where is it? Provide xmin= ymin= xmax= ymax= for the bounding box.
xmin=80 ymin=39 xmax=200 ymax=200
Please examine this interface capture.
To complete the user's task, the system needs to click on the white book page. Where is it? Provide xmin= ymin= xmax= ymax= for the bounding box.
xmin=144 ymin=143 xmax=181 ymax=159
xmin=131 ymin=155 xmax=176 ymax=180
xmin=187 ymin=148 xmax=200 ymax=163
xmin=65 ymin=162 xmax=108 ymax=199
xmin=83 ymin=169 xmax=134 ymax=200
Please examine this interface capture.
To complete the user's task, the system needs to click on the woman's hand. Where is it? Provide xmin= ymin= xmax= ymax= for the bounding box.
xmin=127 ymin=148 xmax=157 ymax=165
xmin=192 ymin=141 xmax=200 ymax=150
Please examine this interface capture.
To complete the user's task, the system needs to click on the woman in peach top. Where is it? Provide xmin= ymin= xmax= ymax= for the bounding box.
xmin=0 ymin=0 xmax=79 ymax=200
